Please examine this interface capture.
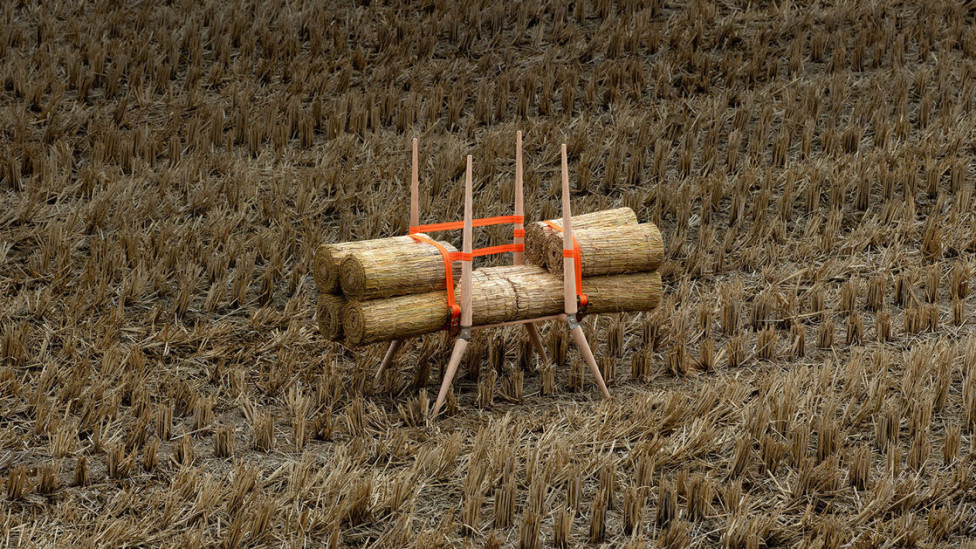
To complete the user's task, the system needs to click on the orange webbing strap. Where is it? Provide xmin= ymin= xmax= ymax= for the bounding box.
xmin=544 ymin=221 xmax=588 ymax=308
xmin=408 ymin=234 xmax=461 ymax=325
xmin=409 ymin=215 xmax=524 ymax=234
xmin=469 ymin=244 xmax=524 ymax=257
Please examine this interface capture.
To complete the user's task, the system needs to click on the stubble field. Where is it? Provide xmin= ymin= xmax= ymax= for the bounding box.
xmin=2 ymin=0 xmax=976 ymax=547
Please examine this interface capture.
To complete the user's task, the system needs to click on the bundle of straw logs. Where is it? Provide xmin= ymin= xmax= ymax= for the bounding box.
xmin=313 ymin=234 xmax=454 ymax=344
xmin=314 ymin=208 xmax=664 ymax=347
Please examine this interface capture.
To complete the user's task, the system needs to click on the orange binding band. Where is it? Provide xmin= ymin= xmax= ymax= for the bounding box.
xmin=409 ymin=216 xmax=528 ymax=329
xmin=469 ymin=244 xmax=524 ymax=257
xmin=410 ymin=215 xmax=524 ymax=234
xmin=409 ymin=234 xmax=461 ymax=324
xmin=513 ymin=229 xmax=525 ymax=238
xmin=544 ymin=221 xmax=588 ymax=308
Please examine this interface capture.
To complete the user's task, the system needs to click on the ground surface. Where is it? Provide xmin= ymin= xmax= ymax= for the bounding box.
xmin=2 ymin=0 xmax=976 ymax=547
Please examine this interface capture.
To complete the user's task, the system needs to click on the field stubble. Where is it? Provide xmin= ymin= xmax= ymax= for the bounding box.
xmin=2 ymin=0 xmax=976 ymax=547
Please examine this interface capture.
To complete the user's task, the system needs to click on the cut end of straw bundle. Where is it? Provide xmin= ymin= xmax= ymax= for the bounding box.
xmin=316 ymin=294 xmax=346 ymax=342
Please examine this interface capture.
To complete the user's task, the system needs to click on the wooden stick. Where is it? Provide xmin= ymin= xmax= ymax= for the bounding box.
xmin=374 ymin=340 xmax=403 ymax=382
xmin=560 ymin=143 xmax=610 ymax=400
xmin=513 ymin=130 xmax=525 ymax=266
xmin=571 ymin=325 xmax=611 ymax=399
xmin=410 ymin=137 xmax=419 ymax=228
xmin=560 ymin=144 xmax=577 ymax=317
xmin=472 ymin=314 xmax=565 ymax=330
xmin=461 ymin=155 xmax=473 ymax=328
xmin=524 ymin=323 xmax=550 ymax=367
xmin=432 ymin=337 xmax=468 ymax=415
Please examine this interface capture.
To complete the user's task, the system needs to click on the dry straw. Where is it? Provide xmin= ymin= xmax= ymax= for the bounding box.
xmin=342 ymin=271 xmax=661 ymax=346
xmin=544 ymin=223 xmax=664 ymax=276
xmin=343 ymin=292 xmax=452 ymax=346
xmin=524 ymin=207 xmax=637 ymax=267
xmin=340 ymin=236 xmax=459 ymax=300
xmin=316 ymin=294 xmax=347 ymax=342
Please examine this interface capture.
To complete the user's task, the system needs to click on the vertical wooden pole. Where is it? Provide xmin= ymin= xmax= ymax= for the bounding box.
xmin=561 ymin=144 xmax=577 ymax=317
xmin=461 ymin=155 xmax=474 ymax=329
xmin=432 ymin=155 xmax=475 ymax=416
xmin=410 ymin=137 xmax=419 ymax=228
xmin=560 ymin=144 xmax=610 ymax=400
xmin=374 ymin=339 xmax=402 ymax=382
xmin=513 ymin=131 xmax=525 ymax=266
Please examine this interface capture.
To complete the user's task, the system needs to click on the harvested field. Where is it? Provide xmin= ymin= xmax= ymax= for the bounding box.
xmin=3 ymin=0 xmax=976 ymax=547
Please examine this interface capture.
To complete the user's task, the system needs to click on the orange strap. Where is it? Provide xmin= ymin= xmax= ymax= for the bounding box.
xmin=409 ymin=234 xmax=461 ymax=324
xmin=410 ymin=215 xmax=524 ymax=234
xmin=545 ymin=221 xmax=588 ymax=308
xmin=410 ymin=216 xmax=527 ymax=328
xmin=469 ymin=244 xmax=524 ymax=257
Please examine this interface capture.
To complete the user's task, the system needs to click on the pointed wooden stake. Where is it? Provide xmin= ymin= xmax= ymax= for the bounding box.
xmin=432 ymin=338 xmax=468 ymax=416
xmin=410 ymin=137 xmax=419 ymax=228
xmin=561 ymin=144 xmax=577 ymax=317
xmin=524 ymin=323 xmax=549 ymax=368
xmin=374 ymin=339 xmax=403 ymax=382
xmin=571 ymin=325 xmax=611 ymax=399
xmin=560 ymin=143 xmax=610 ymax=400
xmin=461 ymin=155 xmax=473 ymax=328
xmin=514 ymin=130 xmax=525 ymax=266
xmin=432 ymin=155 xmax=475 ymax=416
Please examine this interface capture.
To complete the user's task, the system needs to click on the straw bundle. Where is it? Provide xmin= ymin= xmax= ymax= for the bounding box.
xmin=343 ymin=268 xmax=662 ymax=345
xmin=465 ymin=265 xmax=564 ymax=325
xmin=545 ymin=223 xmax=664 ymax=276
xmin=579 ymin=271 xmax=663 ymax=314
xmin=340 ymin=237 xmax=460 ymax=300
xmin=313 ymin=235 xmax=424 ymax=294
xmin=343 ymin=292 xmax=452 ymax=346
xmin=316 ymin=294 xmax=346 ymax=342
xmin=524 ymin=208 xmax=638 ymax=267
xmin=467 ymin=267 xmax=663 ymax=324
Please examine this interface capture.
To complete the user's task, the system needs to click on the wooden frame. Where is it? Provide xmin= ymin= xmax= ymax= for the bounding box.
xmin=375 ymin=134 xmax=610 ymax=415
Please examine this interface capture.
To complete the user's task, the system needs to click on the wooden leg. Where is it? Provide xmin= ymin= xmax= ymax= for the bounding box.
xmin=432 ymin=337 xmax=469 ymax=416
xmin=374 ymin=340 xmax=403 ymax=383
xmin=523 ymin=323 xmax=549 ymax=367
xmin=570 ymin=325 xmax=611 ymax=399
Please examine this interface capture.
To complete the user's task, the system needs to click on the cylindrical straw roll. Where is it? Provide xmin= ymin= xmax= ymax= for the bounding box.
xmin=343 ymin=292 xmax=452 ymax=346
xmin=579 ymin=271 xmax=663 ymax=314
xmin=463 ymin=265 xmax=563 ymax=326
xmin=316 ymin=294 xmax=346 ymax=341
xmin=524 ymin=207 xmax=638 ymax=267
xmin=341 ymin=268 xmax=663 ymax=346
xmin=465 ymin=267 xmax=663 ymax=324
xmin=313 ymin=235 xmax=424 ymax=294
xmin=339 ymin=237 xmax=459 ymax=300
xmin=545 ymin=223 xmax=664 ymax=276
